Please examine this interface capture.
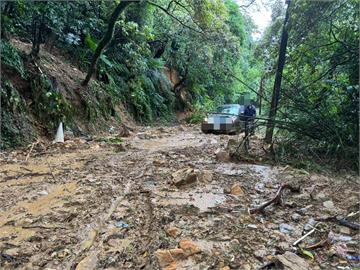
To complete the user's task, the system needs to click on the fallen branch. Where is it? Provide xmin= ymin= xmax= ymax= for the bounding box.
xmin=304 ymin=239 xmax=328 ymax=250
xmin=293 ymin=227 xmax=316 ymax=246
xmin=22 ymin=225 xmax=67 ymax=230
xmin=316 ymin=216 xmax=360 ymax=230
xmin=249 ymin=183 xmax=300 ymax=214
xmin=25 ymin=140 xmax=39 ymax=162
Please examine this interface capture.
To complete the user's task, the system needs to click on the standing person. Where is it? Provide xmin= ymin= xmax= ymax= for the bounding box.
xmin=244 ymin=104 xmax=256 ymax=136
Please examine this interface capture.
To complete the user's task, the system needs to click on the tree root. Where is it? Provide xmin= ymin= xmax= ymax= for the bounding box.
xmin=249 ymin=183 xmax=300 ymax=215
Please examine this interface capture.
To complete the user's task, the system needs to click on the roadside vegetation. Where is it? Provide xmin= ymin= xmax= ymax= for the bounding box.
xmin=0 ymin=0 xmax=358 ymax=171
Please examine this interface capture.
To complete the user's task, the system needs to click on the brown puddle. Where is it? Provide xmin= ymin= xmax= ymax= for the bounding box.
xmin=132 ymin=133 xmax=208 ymax=151
xmin=0 ymin=182 xmax=77 ymax=227
xmin=153 ymin=185 xmax=226 ymax=212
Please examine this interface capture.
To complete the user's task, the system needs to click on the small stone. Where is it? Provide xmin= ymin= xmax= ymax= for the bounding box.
xmin=155 ymin=249 xmax=185 ymax=268
xmin=179 ymin=239 xmax=201 ymax=256
xmin=114 ymin=144 xmax=126 ymax=152
xmin=4 ymin=248 xmax=20 ymax=257
xmin=64 ymin=130 xmax=74 ymax=140
xmin=172 ymin=168 xmax=198 ymax=187
xmin=15 ymin=218 xmax=33 ymax=226
xmin=277 ymin=241 xmax=291 ymax=251
xmin=75 ymin=252 xmax=98 ymax=270
xmin=221 ymin=267 xmax=231 ymax=270
xmin=304 ymin=218 xmax=317 ymax=231
xmin=230 ymin=183 xmax=244 ymax=196
xmin=339 ymin=226 xmax=351 ymax=235
xmin=254 ymin=248 xmax=267 ymax=259
xmin=165 ymin=261 xmax=177 ymax=270
xmin=37 ymin=190 xmax=49 ymax=196
xmin=215 ymin=150 xmax=231 ymax=162
xmin=57 ymin=248 xmax=71 ymax=258
xmin=166 ymin=227 xmax=181 ymax=238
xmin=315 ymin=191 xmax=327 ymax=201
xmin=296 ymin=206 xmax=311 ymax=215
xmin=291 ymin=213 xmax=301 ymax=222
xmin=247 ymin=224 xmax=258 ymax=229
xmin=276 ymin=251 xmax=309 ymax=270
xmin=323 ymin=200 xmax=335 ymax=209
xmin=279 ymin=223 xmax=294 ymax=235
xmin=198 ymin=170 xmax=213 ymax=183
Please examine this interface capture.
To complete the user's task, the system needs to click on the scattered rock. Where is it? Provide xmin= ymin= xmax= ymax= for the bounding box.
xmin=57 ymin=248 xmax=71 ymax=258
xmin=254 ymin=248 xmax=267 ymax=259
xmin=314 ymin=191 xmax=327 ymax=201
xmin=323 ymin=200 xmax=335 ymax=209
xmin=114 ymin=143 xmax=126 ymax=152
xmin=247 ymin=224 xmax=258 ymax=229
xmin=221 ymin=266 xmax=231 ymax=270
xmin=166 ymin=227 xmax=181 ymax=238
xmin=277 ymin=241 xmax=291 ymax=251
xmin=64 ymin=130 xmax=74 ymax=140
xmin=172 ymin=168 xmax=198 ymax=187
xmin=276 ymin=251 xmax=309 ymax=270
xmin=75 ymin=252 xmax=98 ymax=270
xmin=296 ymin=205 xmax=312 ymax=215
xmin=339 ymin=226 xmax=351 ymax=235
xmin=279 ymin=223 xmax=294 ymax=235
xmin=328 ymin=231 xmax=352 ymax=242
xmin=37 ymin=190 xmax=49 ymax=196
xmin=118 ymin=124 xmax=131 ymax=137
xmin=4 ymin=248 xmax=20 ymax=257
xmin=155 ymin=248 xmax=185 ymax=268
xmin=215 ymin=150 xmax=231 ymax=162
xmin=179 ymin=239 xmax=201 ymax=256
xmin=291 ymin=213 xmax=302 ymax=222
xmin=230 ymin=183 xmax=244 ymax=196
xmin=304 ymin=218 xmax=317 ymax=231
xmin=165 ymin=261 xmax=177 ymax=270
xmin=197 ymin=170 xmax=213 ymax=183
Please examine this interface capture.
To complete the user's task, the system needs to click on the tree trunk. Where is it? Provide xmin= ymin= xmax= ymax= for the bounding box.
xmin=30 ymin=16 xmax=42 ymax=59
xmin=264 ymin=0 xmax=291 ymax=143
xmin=82 ymin=1 xmax=134 ymax=86
xmin=257 ymin=76 xmax=264 ymax=115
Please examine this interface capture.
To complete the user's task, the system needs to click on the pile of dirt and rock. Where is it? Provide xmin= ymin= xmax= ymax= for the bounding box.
xmin=0 ymin=126 xmax=358 ymax=269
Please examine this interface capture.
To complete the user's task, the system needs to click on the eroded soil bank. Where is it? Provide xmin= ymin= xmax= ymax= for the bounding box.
xmin=0 ymin=126 xmax=358 ymax=270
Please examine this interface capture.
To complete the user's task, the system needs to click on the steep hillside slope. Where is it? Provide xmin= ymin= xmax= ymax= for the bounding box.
xmin=1 ymin=39 xmax=136 ymax=149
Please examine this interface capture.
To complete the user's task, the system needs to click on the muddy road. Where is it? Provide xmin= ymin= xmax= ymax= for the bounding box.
xmin=0 ymin=126 xmax=358 ymax=270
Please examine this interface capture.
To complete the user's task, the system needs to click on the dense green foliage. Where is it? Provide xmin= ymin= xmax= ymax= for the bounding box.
xmin=1 ymin=0 xmax=257 ymax=121
xmin=257 ymin=0 xmax=359 ymax=169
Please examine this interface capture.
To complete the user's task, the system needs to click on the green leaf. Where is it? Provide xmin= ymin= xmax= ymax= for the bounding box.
xmin=85 ymin=34 xmax=97 ymax=53
xmin=100 ymin=55 xmax=113 ymax=68
xmin=300 ymin=247 xmax=314 ymax=260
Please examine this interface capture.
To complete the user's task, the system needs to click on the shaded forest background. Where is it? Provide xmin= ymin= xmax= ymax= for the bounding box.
xmin=0 ymin=0 xmax=358 ymax=170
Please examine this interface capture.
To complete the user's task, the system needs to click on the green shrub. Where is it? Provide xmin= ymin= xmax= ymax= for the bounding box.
xmin=0 ymin=41 xmax=26 ymax=78
xmin=30 ymin=74 xmax=73 ymax=130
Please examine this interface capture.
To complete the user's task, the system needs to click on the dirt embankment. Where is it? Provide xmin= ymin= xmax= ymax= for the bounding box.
xmin=0 ymin=126 xmax=358 ymax=270
xmin=3 ymin=38 xmax=135 ymax=146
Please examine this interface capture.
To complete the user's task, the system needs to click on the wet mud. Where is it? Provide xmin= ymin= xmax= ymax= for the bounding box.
xmin=0 ymin=126 xmax=358 ymax=269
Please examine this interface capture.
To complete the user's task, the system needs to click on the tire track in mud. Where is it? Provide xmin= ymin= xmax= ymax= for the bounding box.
xmin=69 ymin=180 xmax=133 ymax=269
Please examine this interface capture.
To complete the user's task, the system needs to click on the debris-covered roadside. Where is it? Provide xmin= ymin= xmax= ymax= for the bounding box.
xmin=0 ymin=126 xmax=358 ymax=270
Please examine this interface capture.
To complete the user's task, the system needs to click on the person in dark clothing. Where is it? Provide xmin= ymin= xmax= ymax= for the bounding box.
xmin=244 ymin=104 xmax=256 ymax=135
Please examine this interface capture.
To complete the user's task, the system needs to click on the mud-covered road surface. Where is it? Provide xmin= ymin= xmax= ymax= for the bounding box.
xmin=0 ymin=126 xmax=359 ymax=270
